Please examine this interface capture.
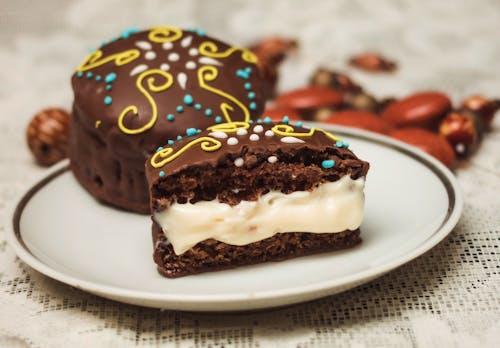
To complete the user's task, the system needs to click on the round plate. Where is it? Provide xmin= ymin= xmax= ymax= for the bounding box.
xmin=7 ymin=125 xmax=463 ymax=311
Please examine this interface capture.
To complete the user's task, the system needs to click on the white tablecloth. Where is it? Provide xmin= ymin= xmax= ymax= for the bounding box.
xmin=1 ymin=0 xmax=499 ymax=347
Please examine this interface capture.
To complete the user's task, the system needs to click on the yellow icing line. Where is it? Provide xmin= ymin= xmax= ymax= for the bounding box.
xmin=198 ymin=66 xmax=251 ymax=123
xmin=198 ymin=41 xmax=258 ymax=64
xmin=148 ymin=26 xmax=183 ymax=43
xmin=207 ymin=122 xmax=250 ymax=133
xmin=118 ymin=69 xmax=174 ymax=134
xmin=150 ymin=137 xmax=222 ymax=168
xmin=271 ymin=124 xmax=340 ymax=142
xmin=76 ymin=49 xmax=140 ymax=72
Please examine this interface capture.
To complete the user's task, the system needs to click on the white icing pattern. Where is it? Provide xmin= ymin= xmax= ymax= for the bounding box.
xmin=281 ymin=136 xmax=305 ymax=144
xmin=227 ymin=137 xmax=239 ymax=145
xmin=234 ymin=157 xmax=244 ymax=167
xmin=253 ymin=125 xmax=264 ymax=133
xmin=267 ymin=155 xmax=278 ymax=163
xmin=249 ymin=134 xmax=259 ymax=141
xmin=208 ymin=131 xmax=228 ymax=139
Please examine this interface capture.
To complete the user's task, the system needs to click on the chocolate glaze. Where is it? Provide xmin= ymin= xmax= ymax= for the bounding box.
xmin=70 ymin=27 xmax=265 ymax=213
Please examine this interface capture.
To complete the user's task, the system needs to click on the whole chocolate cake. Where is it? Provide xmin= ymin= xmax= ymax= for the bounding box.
xmin=146 ymin=118 xmax=369 ymax=277
xmin=70 ymin=26 xmax=265 ymax=213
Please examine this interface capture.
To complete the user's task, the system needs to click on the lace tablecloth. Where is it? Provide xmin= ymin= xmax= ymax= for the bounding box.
xmin=1 ymin=0 xmax=499 ymax=347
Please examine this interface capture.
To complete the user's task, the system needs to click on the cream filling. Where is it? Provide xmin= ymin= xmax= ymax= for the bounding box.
xmin=154 ymin=175 xmax=366 ymax=255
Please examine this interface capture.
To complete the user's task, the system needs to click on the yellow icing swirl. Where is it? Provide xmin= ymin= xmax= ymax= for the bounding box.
xmin=76 ymin=49 xmax=140 ymax=72
xmin=198 ymin=41 xmax=258 ymax=64
xmin=198 ymin=66 xmax=251 ymax=123
xmin=118 ymin=69 xmax=174 ymax=134
xmin=148 ymin=26 xmax=183 ymax=43
xmin=271 ymin=124 xmax=340 ymax=142
xmin=207 ymin=122 xmax=250 ymax=133
xmin=150 ymin=137 xmax=222 ymax=168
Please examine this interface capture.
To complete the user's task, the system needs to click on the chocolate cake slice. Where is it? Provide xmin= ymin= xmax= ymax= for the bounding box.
xmin=146 ymin=119 xmax=369 ymax=277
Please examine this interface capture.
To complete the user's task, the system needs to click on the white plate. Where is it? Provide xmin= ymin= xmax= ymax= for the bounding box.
xmin=7 ymin=125 xmax=463 ymax=311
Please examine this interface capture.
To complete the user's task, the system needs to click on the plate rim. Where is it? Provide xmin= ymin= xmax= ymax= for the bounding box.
xmin=6 ymin=125 xmax=463 ymax=309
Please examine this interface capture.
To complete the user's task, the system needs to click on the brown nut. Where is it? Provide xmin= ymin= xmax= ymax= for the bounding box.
xmin=262 ymin=107 xmax=303 ymax=122
xmin=324 ymin=110 xmax=392 ymax=134
xmin=389 ymin=128 xmax=455 ymax=168
xmin=381 ymin=91 xmax=452 ymax=129
xmin=309 ymin=68 xmax=363 ymax=93
xmin=439 ymin=112 xmax=480 ymax=158
xmin=460 ymin=95 xmax=500 ymax=130
xmin=274 ymin=86 xmax=344 ymax=120
xmin=349 ymin=52 xmax=397 ymax=72
xmin=344 ymin=92 xmax=380 ymax=113
xmin=26 ymin=108 xmax=70 ymax=166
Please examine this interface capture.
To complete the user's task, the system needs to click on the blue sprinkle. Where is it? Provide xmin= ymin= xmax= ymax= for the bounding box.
xmin=263 ymin=116 xmax=272 ymax=124
xmin=186 ymin=128 xmax=197 ymax=136
xmin=296 ymin=121 xmax=303 ymax=127
xmin=104 ymin=96 xmax=112 ymax=105
xmin=282 ymin=116 xmax=290 ymax=124
xmin=215 ymin=116 xmax=222 ymax=123
xmin=197 ymin=28 xmax=206 ymax=36
xmin=105 ymin=72 xmax=117 ymax=83
xmin=156 ymin=146 xmax=163 ymax=152
xmin=100 ymin=41 xmax=106 ymax=48
xmin=248 ymin=120 xmax=254 ymax=124
xmin=86 ymin=72 xmax=93 ymax=78
xmin=248 ymin=92 xmax=255 ymax=99
xmin=121 ymin=27 xmax=140 ymax=39
xmin=236 ymin=69 xmax=251 ymax=79
xmin=194 ymin=103 xmax=202 ymax=110
xmin=343 ymin=141 xmax=349 ymax=148
xmin=244 ymin=82 xmax=251 ymax=90
xmin=110 ymin=37 xmax=118 ymax=42
xmin=249 ymin=102 xmax=257 ymax=110
xmin=167 ymin=140 xmax=174 ymax=145
xmin=95 ymin=75 xmax=102 ymax=81
xmin=245 ymin=67 xmax=252 ymax=73
xmin=257 ymin=119 xmax=263 ymax=123
xmin=322 ymin=160 xmax=335 ymax=169
xmin=105 ymin=84 xmax=112 ymax=91
xmin=159 ymin=171 xmax=166 ymax=177
xmin=205 ymin=108 xmax=213 ymax=116
xmin=335 ymin=140 xmax=344 ymax=147
xmin=88 ymin=48 xmax=96 ymax=53
xmin=176 ymin=105 xmax=184 ymax=113
xmin=176 ymin=135 xmax=183 ymax=141
xmin=76 ymin=71 xmax=83 ymax=78
xmin=167 ymin=114 xmax=175 ymax=121
xmin=197 ymin=129 xmax=202 ymax=133
xmin=183 ymin=94 xmax=194 ymax=105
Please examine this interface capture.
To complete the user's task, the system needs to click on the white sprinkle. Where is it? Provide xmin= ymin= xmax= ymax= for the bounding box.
xmin=145 ymin=51 xmax=156 ymax=60
xmin=162 ymin=42 xmax=173 ymax=50
xmin=267 ymin=156 xmax=278 ymax=163
xmin=227 ymin=137 xmax=239 ymax=145
xmin=208 ymin=131 xmax=228 ymax=139
xmin=253 ymin=125 xmax=264 ymax=133
xmin=198 ymin=57 xmax=223 ymax=66
xmin=186 ymin=61 xmax=196 ymax=69
xmin=129 ymin=64 xmax=148 ymax=76
xmin=181 ymin=35 xmax=193 ymax=48
xmin=177 ymin=72 xmax=187 ymax=89
xmin=234 ymin=157 xmax=244 ymax=167
xmin=168 ymin=52 xmax=180 ymax=61
xmin=236 ymin=128 xmax=248 ymax=136
xmin=249 ymin=134 xmax=260 ymax=141
xmin=135 ymin=41 xmax=152 ymax=50
xmin=265 ymin=130 xmax=274 ymax=137
xmin=160 ymin=63 xmax=170 ymax=71
xmin=189 ymin=48 xmax=198 ymax=56
xmin=281 ymin=136 xmax=305 ymax=144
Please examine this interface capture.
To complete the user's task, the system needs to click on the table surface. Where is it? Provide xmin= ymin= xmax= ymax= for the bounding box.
xmin=1 ymin=0 xmax=499 ymax=347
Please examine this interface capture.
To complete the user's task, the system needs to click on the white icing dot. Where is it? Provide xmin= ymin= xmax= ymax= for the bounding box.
xmin=253 ymin=125 xmax=264 ymax=133
xmin=234 ymin=157 xmax=244 ymax=167
xmin=249 ymin=134 xmax=260 ymax=141
xmin=129 ymin=64 xmax=148 ymax=76
xmin=181 ymin=35 xmax=193 ymax=48
xmin=236 ymin=128 xmax=248 ymax=136
xmin=160 ymin=63 xmax=170 ymax=71
xmin=281 ymin=136 xmax=305 ymax=144
xmin=198 ymin=57 xmax=223 ymax=66
xmin=185 ymin=61 xmax=197 ymax=69
xmin=135 ymin=41 xmax=152 ymax=50
xmin=267 ymin=156 xmax=278 ymax=163
xmin=227 ymin=137 xmax=239 ymax=145
xmin=208 ymin=131 xmax=228 ymax=139
xmin=177 ymin=72 xmax=188 ymax=90
xmin=189 ymin=48 xmax=199 ymax=56
xmin=265 ymin=130 xmax=274 ymax=137
xmin=168 ymin=52 xmax=180 ymax=61
xmin=162 ymin=42 xmax=173 ymax=50
xmin=145 ymin=51 xmax=156 ymax=60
